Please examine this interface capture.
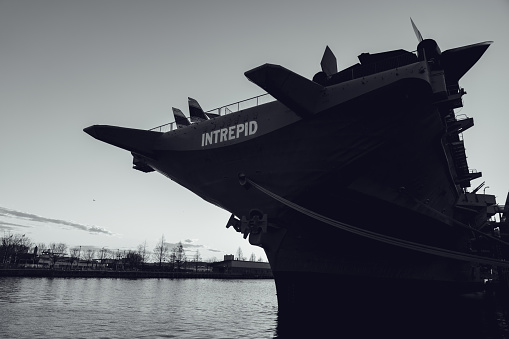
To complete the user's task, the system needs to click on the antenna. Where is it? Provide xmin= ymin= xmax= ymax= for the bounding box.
xmin=410 ymin=18 xmax=423 ymax=42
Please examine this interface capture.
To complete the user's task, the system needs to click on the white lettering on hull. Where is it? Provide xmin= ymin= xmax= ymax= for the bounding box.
xmin=201 ymin=121 xmax=258 ymax=147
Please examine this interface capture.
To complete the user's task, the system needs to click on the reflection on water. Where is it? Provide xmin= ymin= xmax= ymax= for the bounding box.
xmin=0 ymin=277 xmax=507 ymax=338
xmin=274 ymin=289 xmax=509 ymax=339
xmin=0 ymin=278 xmax=278 ymax=339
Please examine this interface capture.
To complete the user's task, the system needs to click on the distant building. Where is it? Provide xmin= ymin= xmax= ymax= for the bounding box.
xmin=183 ymin=261 xmax=212 ymax=272
xmin=209 ymin=255 xmax=272 ymax=277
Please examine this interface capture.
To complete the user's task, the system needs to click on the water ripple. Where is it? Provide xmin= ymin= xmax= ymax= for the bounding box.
xmin=0 ymin=277 xmax=278 ymax=339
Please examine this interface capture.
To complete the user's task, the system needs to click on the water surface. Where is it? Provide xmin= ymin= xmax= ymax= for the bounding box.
xmin=2 ymin=277 xmax=508 ymax=338
xmin=0 ymin=277 xmax=278 ymax=338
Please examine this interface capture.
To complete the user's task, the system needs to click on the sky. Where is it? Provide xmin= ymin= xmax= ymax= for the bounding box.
xmin=1 ymin=0 xmax=508 ymax=261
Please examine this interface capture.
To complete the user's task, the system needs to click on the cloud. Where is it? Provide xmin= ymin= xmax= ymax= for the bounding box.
xmin=88 ymin=226 xmax=112 ymax=234
xmin=163 ymin=239 xmax=222 ymax=254
xmin=183 ymin=243 xmax=204 ymax=248
xmin=0 ymin=206 xmax=113 ymax=235
xmin=183 ymin=241 xmax=223 ymax=253
xmin=163 ymin=242 xmax=197 ymax=250
xmin=0 ymin=220 xmax=32 ymax=231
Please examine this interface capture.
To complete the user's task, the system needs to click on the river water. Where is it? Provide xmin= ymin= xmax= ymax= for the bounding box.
xmin=0 ymin=277 xmax=278 ymax=339
xmin=1 ymin=277 xmax=508 ymax=338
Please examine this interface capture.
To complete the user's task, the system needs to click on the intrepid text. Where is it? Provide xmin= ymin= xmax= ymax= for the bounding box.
xmin=201 ymin=121 xmax=258 ymax=147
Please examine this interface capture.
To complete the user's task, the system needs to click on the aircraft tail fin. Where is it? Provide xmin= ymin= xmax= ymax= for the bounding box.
xmin=188 ymin=97 xmax=209 ymax=122
xmin=321 ymin=46 xmax=337 ymax=76
xmin=172 ymin=107 xmax=191 ymax=128
xmin=244 ymin=64 xmax=324 ymax=117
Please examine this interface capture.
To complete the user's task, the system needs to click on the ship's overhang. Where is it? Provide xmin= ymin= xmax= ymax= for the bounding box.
xmin=84 ymin=125 xmax=162 ymax=159
xmin=442 ymin=41 xmax=492 ymax=83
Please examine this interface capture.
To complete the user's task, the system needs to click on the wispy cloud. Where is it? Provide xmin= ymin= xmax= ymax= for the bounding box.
xmin=0 ymin=220 xmax=32 ymax=231
xmin=164 ymin=239 xmax=222 ymax=254
xmin=0 ymin=207 xmax=113 ymax=235
xmin=183 ymin=243 xmax=204 ymax=249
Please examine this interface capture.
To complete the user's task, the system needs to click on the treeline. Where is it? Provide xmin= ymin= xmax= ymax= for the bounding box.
xmin=1 ymin=232 xmax=262 ymax=269
xmin=153 ymin=235 xmax=187 ymax=270
xmin=1 ymin=233 xmax=32 ymax=267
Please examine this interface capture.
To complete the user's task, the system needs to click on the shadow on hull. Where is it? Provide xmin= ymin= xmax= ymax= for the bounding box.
xmin=273 ymin=273 xmax=505 ymax=339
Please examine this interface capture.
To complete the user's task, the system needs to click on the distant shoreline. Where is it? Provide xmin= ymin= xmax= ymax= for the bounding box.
xmin=0 ymin=269 xmax=273 ymax=279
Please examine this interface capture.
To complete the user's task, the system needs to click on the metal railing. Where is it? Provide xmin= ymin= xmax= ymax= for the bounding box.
xmin=206 ymin=93 xmax=272 ymax=117
xmin=149 ymin=93 xmax=273 ymax=132
xmin=150 ymin=122 xmax=176 ymax=133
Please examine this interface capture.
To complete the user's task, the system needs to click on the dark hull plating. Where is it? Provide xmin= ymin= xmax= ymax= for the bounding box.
xmin=85 ymin=35 xmax=501 ymax=332
xmin=148 ymin=79 xmax=476 ymax=288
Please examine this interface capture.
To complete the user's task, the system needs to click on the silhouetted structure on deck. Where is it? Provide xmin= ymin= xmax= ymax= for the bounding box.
xmin=84 ymin=20 xmax=509 ymax=334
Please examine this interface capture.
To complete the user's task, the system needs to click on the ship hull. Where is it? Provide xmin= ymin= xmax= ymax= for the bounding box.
xmin=266 ymin=211 xmax=482 ymax=337
xmin=273 ymin=269 xmax=485 ymax=338
xmin=265 ymin=216 xmax=481 ymax=305
xmin=85 ymin=36 xmax=498 ymax=337
xmin=148 ymin=77 xmax=481 ymax=295
xmin=150 ymin=78 xmax=454 ymax=221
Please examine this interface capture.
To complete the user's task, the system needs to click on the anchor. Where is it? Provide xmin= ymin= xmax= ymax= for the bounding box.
xmin=226 ymin=210 xmax=268 ymax=239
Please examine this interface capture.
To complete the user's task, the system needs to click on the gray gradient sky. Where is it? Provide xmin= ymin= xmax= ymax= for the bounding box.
xmin=1 ymin=0 xmax=508 ymax=260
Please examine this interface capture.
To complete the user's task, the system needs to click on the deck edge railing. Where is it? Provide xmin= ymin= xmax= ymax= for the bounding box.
xmin=150 ymin=93 xmax=273 ymax=132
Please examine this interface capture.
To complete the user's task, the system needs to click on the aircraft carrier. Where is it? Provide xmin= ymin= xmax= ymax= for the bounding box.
xmin=85 ymin=21 xmax=509 ymax=334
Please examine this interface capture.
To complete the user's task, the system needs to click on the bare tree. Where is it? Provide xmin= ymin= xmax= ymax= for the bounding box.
xmin=1 ymin=233 xmax=32 ymax=266
xmin=37 ymin=242 xmax=47 ymax=252
xmin=113 ymin=249 xmax=124 ymax=270
xmin=70 ymin=247 xmax=80 ymax=259
xmin=97 ymin=248 xmax=108 ymax=268
xmin=105 ymin=249 xmax=115 ymax=260
xmin=50 ymin=243 xmax=68 ymax=255
xmin=49 ymin=242 xmax=68 ymax=268
xmin=153 ymin=234 xmax=169 ymax=268
xmin=235 ymin=247 xmax=245 ymax=261
xmin=193 ymin=249 xmax=201 ymax=272
xmin=98 ymin=248 xmax=107 ymax=260
xmin=69 ymin=246 xmax=81 ymax=268
xmin=169 ymin=251 xmax=176 ymax=270
xmin=249 ymin=252 xmax=256 ymax=262
xmin=84 ymin=248 xmax=96 ymax=268
xmin=172 ymin=241 xmax=187 ymax=271
xmin=137 ymin=241 xmax=150 ymax=267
